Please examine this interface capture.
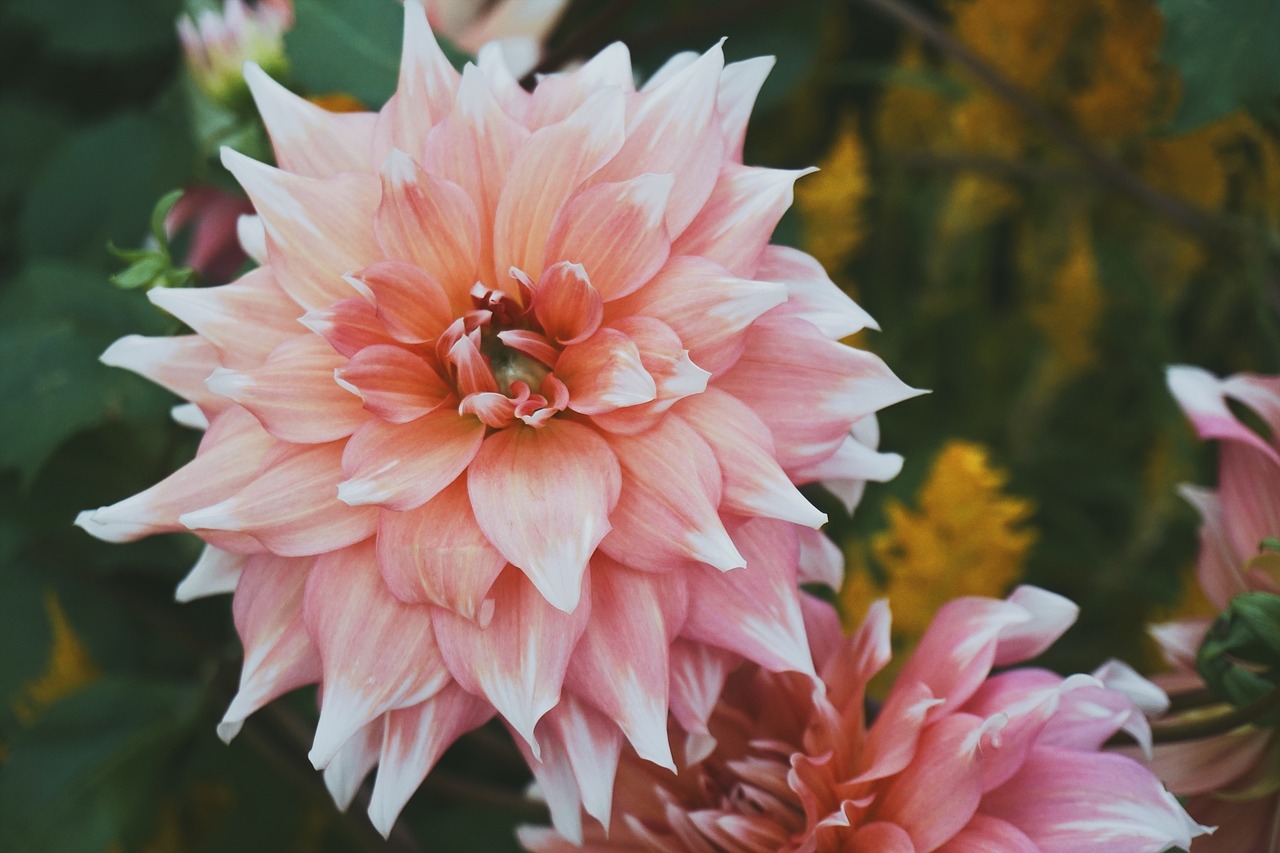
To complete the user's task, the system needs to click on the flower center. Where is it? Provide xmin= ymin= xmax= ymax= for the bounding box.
xmin=489 ymin=342 xmax=550 ymax=396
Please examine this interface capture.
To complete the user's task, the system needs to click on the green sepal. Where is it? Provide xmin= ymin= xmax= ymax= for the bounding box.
xmin=1197 ymin=591 xmax=1280 ymax=726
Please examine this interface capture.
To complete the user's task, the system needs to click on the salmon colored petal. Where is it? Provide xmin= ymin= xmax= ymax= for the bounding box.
xmin=846 ymin=822 xmax=916 ymax=853
xmin=936 ymin=814 xmax=1038 ymax=853
xmin=600 ymin=414 xmax=742 ymax=572
xmin=556 ymin=327 xmax=656 ymax=416
xmin=218 ymin=553 xmax=322 ymax=741
xmin=493 ymin=87 xmax=626 ymax=281
xmin=180 ymin=441 xmax=377 ymax=557
xmin=174 ymin=544 xmax=245 ymax=602
xmin=468 ymin=421 xmax=621 ymax=611
xmin=221 ymin=147 xmax=380 ymax=311
xmin=373 ymin=0 xmax=460 ymax=161
xmin=99 ymin=333 xmax=226 ymax=413
xmin=376 ymin=476 xmax=506 ymax=623
xmin=877 ymin=713 xmax=985 ymax=851
xmin=791 ymin=419 xmax=904 ymax=515
xmin=433 ymin=569 xmax=592 ymax=754
xmin=447 ymin=328 xmax=500 ymax=396
xmin=337 ymin=344 xmax=450 ymax=424
xmin=245 ymin=62 xmax=376 ymax=178
xmin=526 ymin=41 xmax=634 ymax=129
xmin=206 ymin=336 xmax=366 ymax=443
xmin=668 ymin=637 xmax=736 ymax=743
xmin=522 ymin=695 xmax=625 ymax=839
xmin=323 ymin=721 xmax=381 ymax=811
xmin=375 ymin=150 xmax=480 ymax=301
xmin=755 ymin=244 xmax=878 ymax=339
xmin=533 ymin=261 xmax=603 ymax=346
xmin=346 ymin=260 xmax=454 ymax=344
xmin=544 ymin=172 xmax=673 ymax=301
xmin=338 ymin=411 xmax=485 ymax=511
xmin=368 ymin=683 xmax=494 ymax=836
xmin=590 ymin=316 xmax=710 ymax=435
xmin=304 ymin=540 xmax=451 ymax=768
xmin=299 ymin=297 xmax=393 ymax=359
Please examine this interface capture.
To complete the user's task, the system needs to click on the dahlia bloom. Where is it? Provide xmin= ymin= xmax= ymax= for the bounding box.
xmin=77 ymin=1 xmax=915 ymax=835
xmin=521 ymin=588 xmax=1207 ymax=852
xmin=178 ymin=0 xmax=292 ymax=105
xmin=1148 ymin=365 xmax=1280 ymax=851
xmin=166 ymin=184 xmax=255 ymax=284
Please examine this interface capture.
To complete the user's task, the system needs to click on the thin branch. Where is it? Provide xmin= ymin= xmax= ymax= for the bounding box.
xmin=849 ymin=0 xmax=1234 ymax=241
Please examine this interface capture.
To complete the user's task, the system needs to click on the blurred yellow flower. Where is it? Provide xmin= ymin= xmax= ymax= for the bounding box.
xmin=797 ymin=113 xmax=869 ymax=276
xmin=948 ymin=0 xmax=1082 ymax=94
xmin=1031 ymin=217 xmax=1102 ymax=383
xmin=13 ymin=591 xmax=98 ymax=724
xmin=1069 ymin=0 xmax=1166 ymax=139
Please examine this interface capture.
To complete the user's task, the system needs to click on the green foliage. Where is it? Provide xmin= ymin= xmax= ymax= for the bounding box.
xmin=110 ymin=189 xmax=198 ymax=291
xmin=286 ymin=0 xmax=404 ymax=107
xmin=1158 ymin=0 xmax=1280 ymax=130
xmin=1198 ymin=591 xmax=1280 ymax=721
xmin=5 ymin=0 xmax=182 ymax=60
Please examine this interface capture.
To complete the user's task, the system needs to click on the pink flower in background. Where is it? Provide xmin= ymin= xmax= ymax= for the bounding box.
xmin=78 ymin=0 xmax=915 ymax=836
xmin=178 ymin=0 xmax=292 ymax=103
xmin=1147 ymin=365 xmax=1280 ymax=852
xmin=166 ymin=185 xmax=255 ymax=284
xmin=422 ymin=0 xmax=571 ymax=77
xmin=521 ymin=588 xmax=1207 ymax=852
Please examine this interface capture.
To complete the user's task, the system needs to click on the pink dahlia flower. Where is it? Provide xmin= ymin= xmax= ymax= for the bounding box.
xmin=1147 ymin=365 xmax=1280 ymax=851
xmin=166 ymin=184 xmax=255 ymax=284
xmin=77 ymin=1 xmax=916 ymax=836
xmin=521 ymin=588 xmax=1208 ymax=852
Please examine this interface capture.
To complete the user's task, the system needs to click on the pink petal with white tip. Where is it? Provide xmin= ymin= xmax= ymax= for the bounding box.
xmin=368 ymin=683 xmax=495 ymax=837
xmin=797 ymin=527 xmax=844 ymax=590
xmin=323 ymin=721 xmax=381 ymax=811
xmin=493 ymin=87 xmax=626 ymax=281
xmin=180 ymin=441 xmax=377 ymax=557
xmin=591 ymin=317 xmax=710 ymax=435
xmin=237 ymin=214 xmax=267 ymax=265
xmin=300 ymin=297 xmax=391 ymax=359
xmin=447 ymin=330 xmax=500 ymax=396
xmin=433 ymin=569 xmax=592 ymax=754
xmin=375 ymin=151 xmax=481 ymax=300
xmin=1167 ymin=364 xmax=1280 ymax=465
xmin=338 ymin=344 xmax=450 ymax=423
xmin=718 ymin=57 xmax=775 ymax=163
xmin=556 ymin=327 xmax=656 ymax=416
xmin=76 ymin=407 xmax=273 ymax=543
xmin=791 ymin=419 xmax=904 ymax=515
xmin=544 ymin=172 xmax=673 ymax=300
xmin=1179 ymin=486 xmax=1247 ymax=609
xmin=678 ymin=388 xmax=827 ymax=528
xmin=668 ymin=638 xmax=736 ymax=758
xmin=218 ymin=553 xmax=321 ymax=741
xmin=220 ymin=148 xmax=380 ymax=311
xmin=244 ymin=62 xmax=376 ymax=178
xmin=877 ymin=713 xmax=985 ymax=851
xmin=373 ymin=0 xmax=461 ymax=161
xmin=563 ymin=559 xmax=686 ymax=768
xmin=147 ymin=267 xmax=301 ymax=368
xmin=304 ymin=540 xmax=451 ymax=768
xmin=347 ymin=260 xmax=455 ymax=344
xmin=527 ymin=42 xmax=634 ymax=129
xmin=206 ymin=336 xmax=365 ymax=443
xmin=756 ymin=244 xmax=877 ymax=339
xmin=993 ymin=586 xmax=1080 ymax=666
xmin=175 ymin=544 xmax=245 ymax=602
xmin=376 ymin=475 xmax=506 ymax=623
xmin=100 ymin=334 xmax=226 ymax=413
xmin=533 ymin=261 xmax=603 ymax=345
xmin=467 ymin=420 xmax=621 ymax=612
xmin=338 ymin=411 xmax=484 ymax=511
xmin=600 ymin=414 xmax=743 ymax=572
xmin=531 ymin=695 xmax=625 ymax=834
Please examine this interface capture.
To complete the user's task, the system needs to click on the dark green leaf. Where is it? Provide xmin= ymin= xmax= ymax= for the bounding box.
xmin=6 ymin=0 xmax=182 ymax=60
xmin=285 ymin=0 xmax=403 ymax=108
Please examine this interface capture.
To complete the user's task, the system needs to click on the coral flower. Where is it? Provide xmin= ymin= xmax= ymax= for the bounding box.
xmin=77 ymin=1 xmax=916 ymax=835
xmin=1149 ymin=365 xmax=1280 ymax=851
xmin=521 ymin=588 xmax=1207 ymax=851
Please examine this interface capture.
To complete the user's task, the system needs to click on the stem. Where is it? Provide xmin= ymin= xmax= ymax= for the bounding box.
xmin=1150 ymin=682 xmax=1280 ymax=744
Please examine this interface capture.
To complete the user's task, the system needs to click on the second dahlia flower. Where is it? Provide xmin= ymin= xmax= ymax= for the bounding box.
xmin=77 ymin=1 xmax=915 ymax=836
xmin=521 ymin=588 xmax=1207 ymax=852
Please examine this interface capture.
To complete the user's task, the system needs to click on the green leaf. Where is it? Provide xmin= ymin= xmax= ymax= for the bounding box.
xmin=6 ymin=0 xmax=182 ymax=60
xmin=285 ymin=0 xmax=404 ymax=108
xmin=0 ymin=677 xmax=198 ymax=851
xmin=1158 ymin=0 xmax=1280 ymax=131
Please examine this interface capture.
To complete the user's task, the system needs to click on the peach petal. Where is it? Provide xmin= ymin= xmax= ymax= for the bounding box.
xmin=337 ymin=344 xmax=450 ymax=424
xmin=338 ymin=411 xmax=485 ymax=511
xmin=533 ymin=261 xmax=603 ymax=345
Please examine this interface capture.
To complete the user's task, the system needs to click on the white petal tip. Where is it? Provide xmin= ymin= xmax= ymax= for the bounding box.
xmin=179 ymin=503 xmax=238 ymax=532
xmin=216 ymin=718 xmax=243 ymax=743
xmin=205 ymin=367 xmax=251 ymax=400
xmin=336 ymin=478 xmax=389 ymax=507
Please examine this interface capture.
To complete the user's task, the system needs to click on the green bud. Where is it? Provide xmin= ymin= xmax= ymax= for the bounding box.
xmin=1197 ymin=591 xmax=1280 ymax=727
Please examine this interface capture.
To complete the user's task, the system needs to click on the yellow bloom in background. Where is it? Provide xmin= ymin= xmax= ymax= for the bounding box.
xmin=13 ymin=591 xmax=98 ymax=724
xmin=796 ymin=112 xmax=869 ymax=278
xmin=1031 ymin=217 xmax=1102 ymax=386
xmin=843 ymin=441 xmax=1036 ymax=644
xmin=1069 ymin=0 xmax=1166 ymax=140
xmin=948 ymin=0 xmax=1082 ymax=94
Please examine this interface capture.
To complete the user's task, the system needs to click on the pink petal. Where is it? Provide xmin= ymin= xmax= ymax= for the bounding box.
xmin=526 ymin=42 xmax=634 ymax=129
xmin=791 ymin=419 xmax=904 ymax=515
xmin=936 ymin=814 xmax=1038 ymax=853
xmin=496 ymin=329 xmax=559 ymax=367
xmin=205 ymin=336 xmax=366 ymax=443
xmin=346 ymin=260 xmax=455 ymax=344
xmin=851 ymin=680 xmax=939 ymax=784
xmin=99 ymin=334 xmax=226 ymax=414
xmin=446 ymin=328 xmax=499 ymax=396
xmin=304 ymin=540 xmax=451 ymax=767
xmin=218 ymin=553 xmax=321 ymax=741
xmin=244 ymin=62 xmax=376 ymax=178
xmin=373 ymin=0 xmax=461 ymax=161
xmin=755 ymin=244 xmax=877 ymax=339
xmin=846 ymin=822 xmax=916 ymax=853
xmin=1168 ymin=365 xmax=1280 ymax=465
xmin=668 ymin=637 xmax=737 ymax=740
xmin=993 ymin=586 xmax=1080 ymax=667
xmin=374 ymin=150 xmax=481 ymax=302
xmin=237 ymin=214 xmax=267 ymax=265
xmin=220 ymin=148 xmax=380 ymax=311
xmin=556 ymin=327 xmax=657 ymax=416
xmin=376 ymin=476 xmax=506 ymax=623
xmin=1179 ymin=486 xmax=1248 ymax=609
xmin=877 ymin=713 xmax=985 ymax=850
xmin=797 ymin=527 xmax=844 ymax=590
xmin=563 ymin=559 xmax=687 ymax=768
xmin=1218 ymin=441 xmax=1280 ymax=578
xmin=433 ymin=568 xmax=592 ymax=754
xmin=493 ymin=87 xmax=626 ymax=282
xmin=368 ymin=683 xmax=494 ymax=836
xmin=533 ymin=261 xmax=603 ymax=346
xmin=543 ymin=172 xmax=674 ymax=301
xmin=677 ymin=387 xmax=827 ymax=528
xmin=682 ymin=518 xmax=814 ymax=675
xmin=323 ymin=721 xmax=381 ymax=811
xmin=717 ymin=57 xmax=774 ymax=163
xmin=1149 ymin=618 xmax=1211 ymax=671
xmin=174 ymin=544 xmax=245 ymax=602
xmin=180 ymin=441 xmax=378 ymax=557
xmin=467 ymin=420 xmax=621 ymax=612
xmin=337 ymin=344 xmax=451 ymax=423
xmin=147 ymin=267 xmax=301 ymax=368
xmin=599 ymin=413 xmax=743 ymax=572
xmin=672 ymin=164 xmax=813 ymax=277
xmin=525 ymin=695 xmax=625 ymax=836
xmin=300 ymin=297 xmax=392 ymax=359
xmin=338 ymin=410 xmax=485 ymax=511
xmin=591 ymin=317 xmax=710 ymax=434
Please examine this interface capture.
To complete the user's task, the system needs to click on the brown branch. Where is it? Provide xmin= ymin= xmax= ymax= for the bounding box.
xmin=849 ymin=0 xmax=1233 ymax=241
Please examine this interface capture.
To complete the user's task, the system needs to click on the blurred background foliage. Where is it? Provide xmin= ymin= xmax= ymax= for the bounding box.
xmin=0 ymin=0 xmax=1277 ymax=849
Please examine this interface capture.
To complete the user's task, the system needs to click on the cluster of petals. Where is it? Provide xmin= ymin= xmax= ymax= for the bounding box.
xmin=1150 ymin=365 xmax=1280 ymax=851
xmin=77 ymin=1 xmax=917 ymax=836
xmin=178 ymin=0 xmax=293 ymax=100
xmin=522 ymin=587 xmax=1207 ymax=852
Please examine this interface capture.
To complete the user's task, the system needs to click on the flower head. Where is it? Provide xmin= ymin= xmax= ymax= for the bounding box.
xmin=78 ymin=1 xmax=916 ymax=836
xmin=179 ymin=0 xmax=292 ymax=106
xmin=521 ymin=588 xmax=1207 ymax=852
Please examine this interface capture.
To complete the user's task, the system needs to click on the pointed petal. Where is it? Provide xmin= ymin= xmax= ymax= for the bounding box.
xmin=589 ymin=316 xmax=711 ymax=434
xmin=468 ymin=421 xmax=621 ymax=612
xmin=339 ymin=410 xmax=485 ymax=511
xmin=544 ymin=172 xmax=673 ymax=300
xmin=556 ymin=327 xmax=657 ymax=416
xmin=433 ymin=568 xmax=592 ymax=755
xmin=299 ymin=297 xmax=392 ymax=359
xmin=1179 ymin=486 xmax=1247 ymax=609
xmin=175 ymin=544 xmax=246 ymax=602
xmin=797 ymin=527 xmax=844 ymax=590
xmin=219 ymin=553 xmax=322 ymax=741
xmin=346 ymin=260 xmax=455 ymax=344
xmin=532 ymin=261 xmax=603 ymax=346
xmin=527 ymin=42 xmax=634 ymax=129
xmin=668 ymin=638 xmax=737 ymax=739
xmin=1168 ymin=364 xmax=1280 ymax=465
xmin=237 ymin=214 xmax=267 ymax=265
xmin=993 ymin=586 xmax=1080 ymax=666
xmin=100 ymin=334 xmax=226 ymax=412
xmin=791 ymin=420 xmax=904 ymax=514
xmin=718 ymin=57 xmax=774 ymax=162
xmin=324 ymin=721 xmax=381 ymax=811
xmin=374 ymin=0 xmax=461 ymax=159
xmin=377 ymin=476 xmax=506 ymax=622
xmin=337 ymin=344 xmax=450 ymax=424
xmin=877 ymin=713 xmax=984 ymax=851
xmin=206 ymin=336 xmax=366 ymax=443
xmin=304 ymin=541 xmax=451 ymax=768
xmin=756 ymin=244 xmax=877 ymax=338
xmin=531 ymin=695 xmax=625 ymax=835
xmin=180 ymin=441 xmax=378 ymax=557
